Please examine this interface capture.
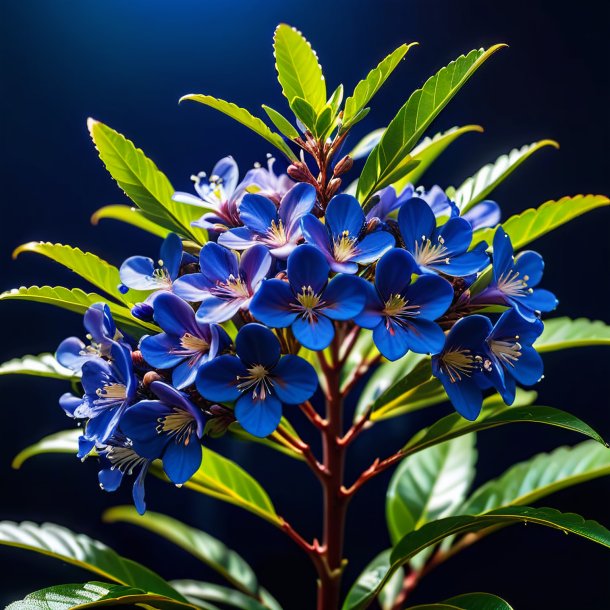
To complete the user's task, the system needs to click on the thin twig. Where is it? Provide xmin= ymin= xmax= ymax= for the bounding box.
xmin=300 ymin=400 xmax=328 ymax=430
xmin=343 ymin=449 xmax=405 ymax=497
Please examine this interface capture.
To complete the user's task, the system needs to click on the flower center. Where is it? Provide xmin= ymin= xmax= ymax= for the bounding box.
xmin=236 ymin=364 xmax=273 ymax=400
xmin=156 ymin=408 xmax=196 ymax=444
xmin=265 ymin=219 xmax=287 ymax=247
xmin=103 ymin=444 xmax=146 ymax=477
xmin=211 ymin=274 xmax=251 ymax=300
xmin=95 ymin=382 xmax=127 ymax=406
xmin=497 ymin=269 xmax=532 ymax=297
xmin=383 ymin=294 xmax=420 ymax=320
xmin=332 ymin=230 xmax=357 ymax=262
xmin=153 ymin=265 xmax=173 ymax=288
xmin=440 ymin=348 xmax=480 ymax=383
xmin=489 ymin=337 xmax=522 ymax=367
xmin=180 ymin=333 xmax=210 ymax=353
xmin=292 ymin=285 xmax=324 ymax=322
xmin=414 ymin=235 xmax=449 ymax=267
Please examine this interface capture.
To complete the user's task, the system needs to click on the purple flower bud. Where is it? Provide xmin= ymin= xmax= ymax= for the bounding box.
xmin=132 ymin=302 xmax=154 ymax=322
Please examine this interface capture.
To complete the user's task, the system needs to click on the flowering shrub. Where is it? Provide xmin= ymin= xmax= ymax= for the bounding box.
xmin=2 ymin=24 xmax=610 ymax=610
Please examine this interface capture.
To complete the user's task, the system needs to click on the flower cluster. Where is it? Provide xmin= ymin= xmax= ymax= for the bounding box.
xmin=56 ymin=156 xmax=556 ymax=512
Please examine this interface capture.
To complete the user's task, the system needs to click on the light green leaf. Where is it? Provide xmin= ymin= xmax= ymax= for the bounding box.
xmin=12 ymin=241 xmax=150 ymax=305
xmin=473 ymin=194 xmax=610 ymax=250
xmin=328 ymin=84 xmax=344 ymax=116
xmin=343 ymin=43 xmax=417 ymax=128
xmin=171 ymin=581 xmax=269 ymax=610
xmin=0 ymin=352 xmax=77 ymax=380
xmin=349 ymin=507 xmax=610 ymax=609
xmin=349 ymin=128 xmax=386 ymax=160
xmin=535 ymin=317 xmax=610 ymax=352
xmin=0 ymin=285 xmax=158 ymax=336
xmin=261 ymin=105 xmax=300 ymax=139
xmin=12 ymin=429 xmax=81 ymax=469
xmin=402 ymin=404 xmax=606 ymax=457
xmin=386 ymin=435 xmax=477 ymax=545
xmin=290 ymin=97 xmax=318 ymax=134
xmin=357 ymin=45 xmax=505 ymax=203
xmin=102 ymin=507 xmax=259 ymax=595
xmin=91 ymin=204 xmax=171 ymax=239
xmin=460 ymin=440 xmax=610 ymax=515
xmin=228 ymin=421 xmax=305 ymax=461
xmin=393 ymin=125 xmax=484 ymax=191
xmin=443 ymin=592 xmax=514 ymax=610
xmin=5 ymin=582 xmax=197 ymax=610
xmin=273 ymin=24 xmax=326 ymax=112
xmin=88 ymin=119 xmax=207 ymax=243
xmin=0 ymin=521 xmax=186 ymax=601
xmin=454 ymin=140 xmax=559 ymax=213
xmin=180 ymin=95 xmax=296 ymax=160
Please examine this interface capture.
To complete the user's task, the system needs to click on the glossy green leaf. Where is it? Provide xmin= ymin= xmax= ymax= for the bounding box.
xmin=342 ymin=550 xmax=393 ymax=610
xmin=180 ymin=95 xmax=296 ymax=160
xmin=273 ymin=24 xmax=326 ymax=112
xmin=328 ymin=84 xmax=344 ymax=115
xmin=6 ymin=582 xmax=197 ymax=610
xmin=460 ymin=440 xmax=610 ymax=515
xmin=0 ymin=521 xmax=186 ymax=601
xmin=12 ymin=429 xmax=81 ymax=469
xmin=535 ymin=317 xmax=610 ymax=352
xmin=290 ymin=97 xmax=318 ymax=134
xmin=349 ymin=128 xmax=386 ymax=160
xmin=386 ymin=435 xmax=477 ymax=545
xmin=443 ymin=592 xmax=514 ymax=610
xmin=171 ymin=581 xmax=269 ymax=610
xmin=229 ymin=421 xmax=305 ymax=461
xmin=12 ymin=241 xmax=150 ymax=305
xmin=0 ymin=352 xmax=77 ymax=380
xmin=0 ymin=285 xmax=158 ymax=336
xmin=343 ymin=43 xmax=416 ymax=128
xmin=349 ymin=507 xmax=610 ymax=609
xmin=261 ymin=105 xmax=300 ymax=139
xmin=473 ymin=194 xmax=610 ymax=250
xmin=454 ymin=140 xmax=559 ymax=213
xmin=402 ymin=404 xmax=605 ymax=456
xmin=91 ymin=204 xmax=171 ymax=238
xmin=102 ymin=506 xmax=259 ymax=595
xmin=393 ymin=125 xmax=484 ymax=191
xmin=357 ymin=45 xmax=504 ymax=203
xmin=88 ymin=119 xmax=207 ymax=243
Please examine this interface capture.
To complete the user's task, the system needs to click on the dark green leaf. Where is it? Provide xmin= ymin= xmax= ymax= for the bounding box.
xmin=535 ymin=317 xmax=610 ymax=352
xmin=171 ymin=581 xmax=269 ymax=610
xmin=290 ymin=97 xmax=318 ymax=134
xmin=443 ymin=592 xmax=514 ymax=610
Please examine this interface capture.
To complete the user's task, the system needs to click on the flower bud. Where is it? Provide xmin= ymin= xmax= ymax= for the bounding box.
xmin=325 ymin=177 xmax=342 ymax=200
xmin=131 ymin=350 xmax=145 ymax=368
xmin=205 ymin=404 xmax=235 ymax=438
xmin=142 ymin=371 xmax=163 ymax=387
xmin=287 ymin=162 xmax=313 ymax=183
xmin=333 ymin=155 xmax=353 ymax=176
xmin=131 ymin=302 xmax=154 ymax=322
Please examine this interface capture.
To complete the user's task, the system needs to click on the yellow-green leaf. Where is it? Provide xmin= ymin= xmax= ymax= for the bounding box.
xmin=535 ymin=317 xmax=610 ymax=352
xmin=91 ymin=204 xmax=171 ymax=239
xmin=0 ymin=353 xmax=77 ymax=381
xmin=12 ymin=429 xmax=82 ymax=469
xmin=261 ymin=105 xmax=300 ymax=139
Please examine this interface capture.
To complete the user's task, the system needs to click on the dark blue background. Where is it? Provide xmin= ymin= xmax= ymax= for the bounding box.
xmin=1 ymin=1 xmax=608 ymax=608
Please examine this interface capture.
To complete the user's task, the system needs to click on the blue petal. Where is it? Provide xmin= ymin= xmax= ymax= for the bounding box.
xmin=405 ymin=318 xmax=446 ymax=354
xmin=120 ymin=256 xmax=160 ymax=290
xmin=132 ymin=463 xmax=149 ymax=515
xmin=199 ymin=242 xmax=239 ymax=284
xmin=149 ymin=381 xmax=203 ymax=428
xmin=462 ymin=200 xmax=501 ymax=230
xmin=235 ymin=393 xmax=282 ymax=437
xmin=325 ymin=194 xmax=365 ymax=238
xmin=196 ymin=355 xmax=246 ymax=402
xmin=84 ymin=303 xmax=116 ymax=345
xmin=437 ymin=217 xmax=473 ymax=256
xmin=292 ymin=314 xmax=335 ymax=350
xmin=397 ymin=197 xmax=436 ymax=251
xmin=98 ymin=465 xmax=123 ymax=492
xmin=272 ymin=354 xmax=318 ymax=404
xmin=173 ymin=273 xmax=213 ymax=302
xmin=218 ymin=227 xmax=261 ymax=251
xmin=59 ymin=392 xmax=82 ymax=417
xmin=211 ymin=156 xmax=239 ymax=197
xmin=353 ymin=282 xmax=384 ymax=329
xmin=350 ymin=231 xmax=395 ymax=264
xmin=196 ymin=293 xmax=245 ymax=324
xmin=81 ymin=358 xmax=113 ymax=396
xmin=375 ymin=249 xmax=418 ymax=302
xmin=322 ymin=274 xmax=367 ymax=321
xmin=140 ymin=333 xmax=185 ymax=369
xmin=235 ymin=324 xmax=280 ymax=368
xmin=373 ymin=320 xmax=411 ymax=361
xmin=241 ymin=244 xmax=272 ymax=291
xmin=287 ymin=245 xmax=329 ymax=295
xmin=436 ymin=370 xmax=483 ymax=421
xmin=120 ymin=401 xmax=168 ymax=450
xmin=514 ymin=250 xmax=544 ymax=287
xmin=300 ymin=214 xmax=333 ymax=260
xmin=278 ymin=182 xmax=317 ymax=237
xmin=153 ymin=292 xmax=198 ymax=336
xmin=492 ymin=226 xmax=515 ymax=282
xmin=172 ymin=357 xmax=202 ymax=389
xmin=445 ymin=314 xmax=493 ymax=351
xmin=514 ymin=289 xmax=558 ymax=315
xmin=160 ymin=233 xmax=183 ymax=280
xmin=406 ymin=275 xmax=454 ymax=320
xmin=436 ymin=243 xmax=489 ymax=276
xmin=250 ymin=279 xmax=298 ymax=328
xmin=491 ymin=308 xmax=543 ymax=346
xmin=56 ymin=337 xmax=89 ymax=372
xmin=239 ymin=194 xmax=278 ymax=235
xmin=162 ymin=435 xmax=202 ymax=484
xmin=510 ymin=346 xmax=544 ymax=386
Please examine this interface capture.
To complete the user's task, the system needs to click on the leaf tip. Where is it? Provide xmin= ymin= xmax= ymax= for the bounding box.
xmin=86 ymin=117 xmax=100 ymax=135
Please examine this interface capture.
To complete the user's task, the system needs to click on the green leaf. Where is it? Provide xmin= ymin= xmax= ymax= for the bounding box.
xmin=0 ymin=521 xmax=186 ymax=601
xmin=342 ymin=550 xmax=393 ymax=610
xmin=12 ymin=429 xmax=81 ymax=469
xmin=290 ymin=97 xmax=318 ymax=134
xmin=350 ymin=507 xmax=610 ymax=609
xmin=343 ymin=43 xmax=417 ymax=128
xmin=443 ymin=592 xmax=514 ymax=610
xmin=88 ymin=119 xmax=207 ymax=243
xmin=5 ymin=582 xmax=197 ymax=610
xmin=454 ymin=140 xmax=559 ymax=213
xmin=328 ymin=84 xmax=344 ymax=116
xmin=349 ymin=128 xmax=386 ymax=160
xmin=0 ymin=352 xmax=77 ymax=380
xmin=0 ymin=285 xmax=158 ymax=336
xmin=173 ymin=447 xmax=281 ymax=526
xmin=273 ymin=24 xmax=326 ymax=112
xmin=91 ymin=204 xmax=171 ymax=239
xmin=386 ymin=435 xmax=477 ymax=545
xmin=402 ymin=404 xmax=606 ymax=457
xmin=102 ymin=507 xmax=259 ymax=595
xmin=473 ymin=194 xmax=610 ymax=250
xmin=261 ymin=105 xmax=300 ymax=139
xmin=357 ymin=45 xmax=505 ymax=203
xmin=12 ymin=241 xmax=150 ymax=305
xmin=460 ymin=440 xmax=610 ymax=515
xmin=228 ymin=421 xmax=305 ymax=461
xmin=180 ymin=95 xmax=296 ymax=160
xmin=393 ymin=125 xmax=484 ymax=191
xmin=535 ymin=317 xmax=610 ymax=352
xmin=171 ymin=581 xmax=269 ymax=610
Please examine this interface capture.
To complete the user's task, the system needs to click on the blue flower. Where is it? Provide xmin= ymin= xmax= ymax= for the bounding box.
xmin=140 ymin=292 xmax=231 ymax=389
xmin=417 ymin=185 xmax=459 ymax=220
xmin=239 ymin=155 xmax=295 ymax=205
xmin=119 ymin=233 xmax=183 ymax=297
xmin=397 ymin=197 xmax=489 ymax=277
xmin=301 ymin=193 xmax=395 ymax=273
xmin=250 ymin=245 xmax=367 ymax=350
xmin=60 ymin=341 xmax=137 ymax=443
xmin=474 ymin=227 xmax=558 ymax=321
xmin=366 ymin=185 xmax=415 ymax=223
xmin=218 ymin=183 xmax=316 ymax=259
xmin=121 ymin=381 xmax=205 ymax=485
xmin=196 ymin=324 xmax=317 ymax=437
xmin=173 ymin=242 xmax=272 ymax=323
xmin=354 ymin=249 xmax=454 ymax=361
xmin=432 ymin=314 xmax=493 ymax=420
xmin=461 ymin=200 xmax=501 ymax=230
xmin=56 ymin=303 xmax=123 ymax=373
